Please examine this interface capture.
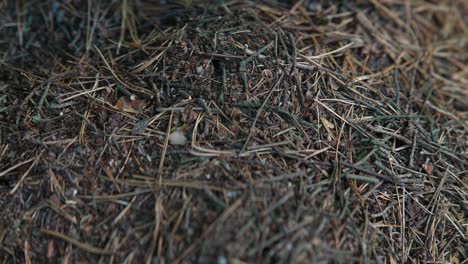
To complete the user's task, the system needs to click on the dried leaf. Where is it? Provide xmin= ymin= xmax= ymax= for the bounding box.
xmin=229 ymin=107 xmax=243 ymax=120
xmin=320 ymin=117 xmax=335 ymax=129
xmin=115 ymin=96 xmax=146 ymax=113
xmin=83 ymin=225 xmax=94 ymax=235
xmin=48 ymin=194 xmax=61 ymax=207
xmin=450 ymin=255 xmax=459 ymax=264
xmin=47 ymin=240 xmax=55 ymax=259
xmin=182 ymin=108 xmax=199 ymax=124
xmin=422 ymin=163 xmax=433 ymax=175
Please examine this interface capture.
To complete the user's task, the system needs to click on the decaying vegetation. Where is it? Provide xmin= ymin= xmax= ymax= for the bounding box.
xmin=0 ymin=0 xmax=466 ymax=263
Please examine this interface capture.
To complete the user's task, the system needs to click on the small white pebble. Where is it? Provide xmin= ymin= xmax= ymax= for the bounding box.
xmin=217 ymin=256 xmax=227 ymax=264
xmin=227 ymin=191 xmax=237 ymax=198
xmin=196 ymin=65 xmax=204 ymax=74
xmin=169 ymin=131 xmax=187 ymax=145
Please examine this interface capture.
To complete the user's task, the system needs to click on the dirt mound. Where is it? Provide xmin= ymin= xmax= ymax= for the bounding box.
xmin=0 ymin=1 xmax=466 ymax=263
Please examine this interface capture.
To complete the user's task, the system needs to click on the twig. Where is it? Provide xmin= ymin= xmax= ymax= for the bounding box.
xmin=234 ymin=102 xmax=317 ymax=130
xmin=39 ymin=229 xmax=112 ymax=255
xmin=393 ymin=68 xmax=401 ymax=108
xmin=239 ymin=41 xmax=274 ymax=90
xmin=241 ymin=74 xmax=284 ymax=152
